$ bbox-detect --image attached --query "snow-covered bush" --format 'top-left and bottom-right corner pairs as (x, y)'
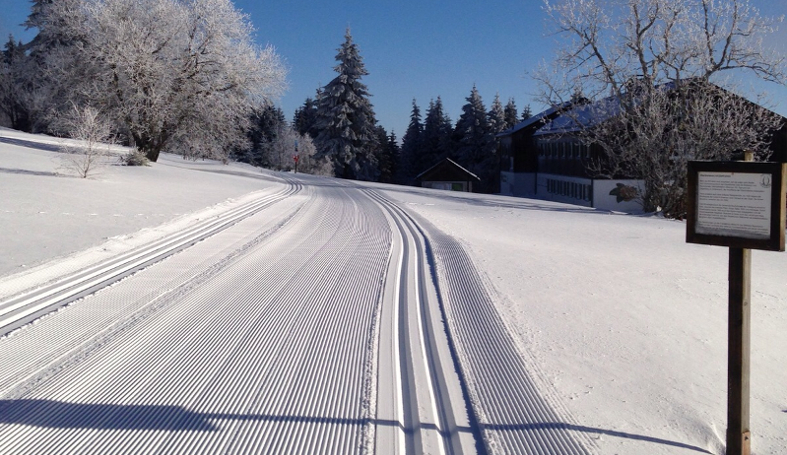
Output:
(120, 150), (150, 167)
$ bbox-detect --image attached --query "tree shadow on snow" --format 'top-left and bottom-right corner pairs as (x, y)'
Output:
(0, 136), (63, 153)
(482, 421), (713, 454)
(0, 399), (457, 436)
(0, 167), (59, 177)
(0, 399), (713, 453)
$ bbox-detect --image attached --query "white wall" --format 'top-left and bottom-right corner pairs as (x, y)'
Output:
(592, 179), (645, 212)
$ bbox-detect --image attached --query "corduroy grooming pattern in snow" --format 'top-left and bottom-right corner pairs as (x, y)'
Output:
(411, 213), (593, 455)
(0, 183), (391, 454)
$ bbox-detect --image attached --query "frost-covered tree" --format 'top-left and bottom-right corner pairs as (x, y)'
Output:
(504, 98), (518, 130)
(538, 0), (786, 216)
(399, 99), (423, 184)
(55, 103), (115, 178)
(39, 0), (286, 163)
(314, 29), (378, 180)
(294, 132), (333, 176)
(455, 85), (496, 192)
(257, 122), (332, 175)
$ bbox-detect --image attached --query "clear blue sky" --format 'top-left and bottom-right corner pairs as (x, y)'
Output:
(1, 0), (786, 139)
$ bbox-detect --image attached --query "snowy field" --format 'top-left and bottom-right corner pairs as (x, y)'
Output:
(0, 129), (785, 454)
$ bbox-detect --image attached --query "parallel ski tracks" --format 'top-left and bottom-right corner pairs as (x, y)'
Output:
(410, 213), (593, 455)
(1, 178), (592, 455)
(366, 189), (475, 455)
(0, 180), (302, 335)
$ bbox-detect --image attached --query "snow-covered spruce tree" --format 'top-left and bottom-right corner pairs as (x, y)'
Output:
(488, 94), (507, 135)
(40, 0), (286, 163)
(537, 0), (786, 217)
(398, 99), (423, 185)
(504, 98), (518, 130)
(455, 85), (496, 192)
(314, 29), (379, 180)
(422, 96), (454, 170)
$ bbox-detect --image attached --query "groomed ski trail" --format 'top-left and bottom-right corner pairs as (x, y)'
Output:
(0, 175), (594, 455)
(0, 181), (390, 454)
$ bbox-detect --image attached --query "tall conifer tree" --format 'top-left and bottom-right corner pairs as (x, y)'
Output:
(422, 96), (453, 168)
(399, 99), (423, 184)
(487, 94), (507, 135)
(504, 98), (518, 130)
(455, 85), (496, 192)
(521, 104), (532, 121)
(314, 29), (378, 180)
(293, 93), (319, 140)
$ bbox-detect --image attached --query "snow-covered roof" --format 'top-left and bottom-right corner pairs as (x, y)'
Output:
(496, 101), (574, 138)
(534, 96), (622, 136)
(533, 79), (734, 137)
(416, 157), (480, 180)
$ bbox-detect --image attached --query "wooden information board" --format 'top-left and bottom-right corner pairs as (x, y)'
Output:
(686, 159), (786, 455)
(687, 161), (786, 251)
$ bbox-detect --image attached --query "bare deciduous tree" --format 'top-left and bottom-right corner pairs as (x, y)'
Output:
(536, 0), (785, 216)
(56, 103), (115, 178)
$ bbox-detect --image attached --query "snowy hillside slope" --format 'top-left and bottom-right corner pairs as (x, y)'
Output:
(1, 130), (785, 454)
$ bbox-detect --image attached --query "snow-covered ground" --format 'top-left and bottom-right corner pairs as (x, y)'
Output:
(1, 129), (785, 454)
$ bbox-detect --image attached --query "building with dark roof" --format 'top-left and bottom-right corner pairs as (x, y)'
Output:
(416, 157), (480, 192)
(498, 83), (787, 212)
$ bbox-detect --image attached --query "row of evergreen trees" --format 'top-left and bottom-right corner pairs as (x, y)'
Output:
(290, 30), (534, 191)
(398, 91), (532, 192)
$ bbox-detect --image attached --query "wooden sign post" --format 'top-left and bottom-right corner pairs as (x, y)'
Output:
(686, 157), (786, 455)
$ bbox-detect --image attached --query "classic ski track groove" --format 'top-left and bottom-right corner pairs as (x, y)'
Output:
(0, 180), (302, 335)
(0, 178), (593, 454)
(365, 189), (472, 455)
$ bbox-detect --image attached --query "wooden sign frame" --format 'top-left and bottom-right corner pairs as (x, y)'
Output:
(687, 161), (786, 252)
